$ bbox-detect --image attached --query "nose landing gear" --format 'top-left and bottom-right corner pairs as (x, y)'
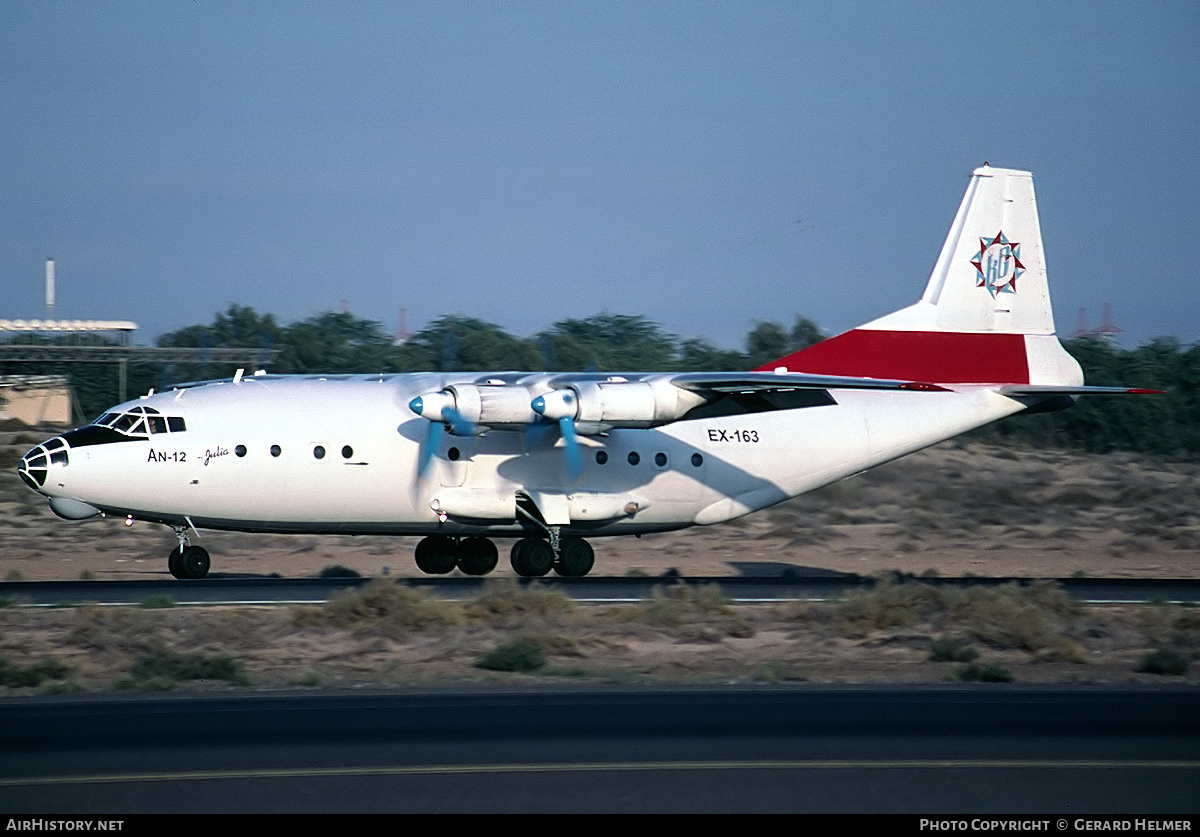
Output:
(167, 525), (211, 579)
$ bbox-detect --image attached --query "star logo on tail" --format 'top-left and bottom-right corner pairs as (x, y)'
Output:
(970, 230), (1025, 297)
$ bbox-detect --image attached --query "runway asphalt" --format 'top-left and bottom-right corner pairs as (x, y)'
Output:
(1, 686), (1197, 814)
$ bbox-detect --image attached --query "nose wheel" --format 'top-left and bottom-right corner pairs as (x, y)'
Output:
(167, 525), (211, 579)
(167, 545), (211, 579)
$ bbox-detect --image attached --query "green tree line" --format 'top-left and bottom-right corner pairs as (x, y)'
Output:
(3, 305), (1197, 458)
(152, 304), (823, 377)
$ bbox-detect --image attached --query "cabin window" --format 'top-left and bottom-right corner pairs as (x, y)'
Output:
(654, 452), (668, 467)
(595, 451), (608, 465)
(341, 445), (353, 459)
(314, 446), (326, 459)
(448, 447), (461, 461)
(270, 445), (282, 457)
(627, 452), (640, 466)
(235, 445), (247, 457)
(691, 453), (704, 467)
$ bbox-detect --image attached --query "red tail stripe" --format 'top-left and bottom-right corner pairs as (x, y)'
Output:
(755, 330), (1031, 385)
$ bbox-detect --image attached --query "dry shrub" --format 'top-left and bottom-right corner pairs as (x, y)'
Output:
(182, 609), (279, 651)
(956, 597), (1048, 653)
(628, 584), (753, 641)
(946, 581), (1080, 654)
(297, 579), (461, 637)
(828, 579), (950, 637)
(784, 580), (1086, 657)
(69, 605), (168, 653)
(462, 578), (576, 623)
(1174, 609), (1200, 633)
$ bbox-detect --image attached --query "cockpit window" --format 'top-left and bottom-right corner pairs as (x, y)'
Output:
(111, 414), (140, 433)
(91, 405), (186, 438)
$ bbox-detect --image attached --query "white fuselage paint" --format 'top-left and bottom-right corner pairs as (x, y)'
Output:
(37, 373), (1024, 538)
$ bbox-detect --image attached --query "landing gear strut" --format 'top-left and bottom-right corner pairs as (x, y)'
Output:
(167, 526), (210, 579)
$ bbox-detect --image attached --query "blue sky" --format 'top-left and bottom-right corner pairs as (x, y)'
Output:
(2, 2), (1197, 352)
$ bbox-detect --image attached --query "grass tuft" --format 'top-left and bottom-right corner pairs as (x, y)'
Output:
(1136, 646), (1190, 676)
(953, 662), (1014, 683)
(122, 648), (249, 689)
(474, 636), (547, 673)
(0, 657), (70, 688)
(138, 595), (176, 609)
(317, 565), (362, 578)
(928, 636), (979, 663)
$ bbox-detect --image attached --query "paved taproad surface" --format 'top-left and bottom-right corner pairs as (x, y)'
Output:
(1, 687), (1197, 814)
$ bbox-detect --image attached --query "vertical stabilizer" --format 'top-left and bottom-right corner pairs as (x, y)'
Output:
(760, 165), (1083, 386)
(887, 165), (1054, 335)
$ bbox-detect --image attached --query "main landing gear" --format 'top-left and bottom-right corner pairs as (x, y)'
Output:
(159, 529), (595, 580)
(413, 534), (595, 578)
(167, 525), (211, 579)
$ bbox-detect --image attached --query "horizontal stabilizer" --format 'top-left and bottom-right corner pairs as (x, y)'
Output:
(996, 384), (1164, 397)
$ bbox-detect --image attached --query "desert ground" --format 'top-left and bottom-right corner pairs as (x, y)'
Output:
(1, 433), (1198, 692)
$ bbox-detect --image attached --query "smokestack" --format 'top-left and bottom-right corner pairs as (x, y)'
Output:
(45, 258), (55, 318)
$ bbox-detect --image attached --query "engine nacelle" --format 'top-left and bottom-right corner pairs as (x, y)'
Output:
(411, 383), (546, 433)
(536, 379), (706, 434)
(413, 378), (705, 435)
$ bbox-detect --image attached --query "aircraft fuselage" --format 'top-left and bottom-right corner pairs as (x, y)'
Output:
(21, 371), (1024, 540)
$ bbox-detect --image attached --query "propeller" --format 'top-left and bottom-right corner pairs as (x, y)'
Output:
(409, 390), (476, 479)
(414, 414), (443, 478)
(530, 389), (583, 481)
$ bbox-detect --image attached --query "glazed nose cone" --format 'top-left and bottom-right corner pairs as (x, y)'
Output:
(18, 437), (69, 493)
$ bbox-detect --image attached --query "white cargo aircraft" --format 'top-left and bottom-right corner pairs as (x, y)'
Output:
(18, 166), (1155, 579)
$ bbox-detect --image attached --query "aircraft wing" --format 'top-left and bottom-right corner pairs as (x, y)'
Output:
(667, 371), (948, 395)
